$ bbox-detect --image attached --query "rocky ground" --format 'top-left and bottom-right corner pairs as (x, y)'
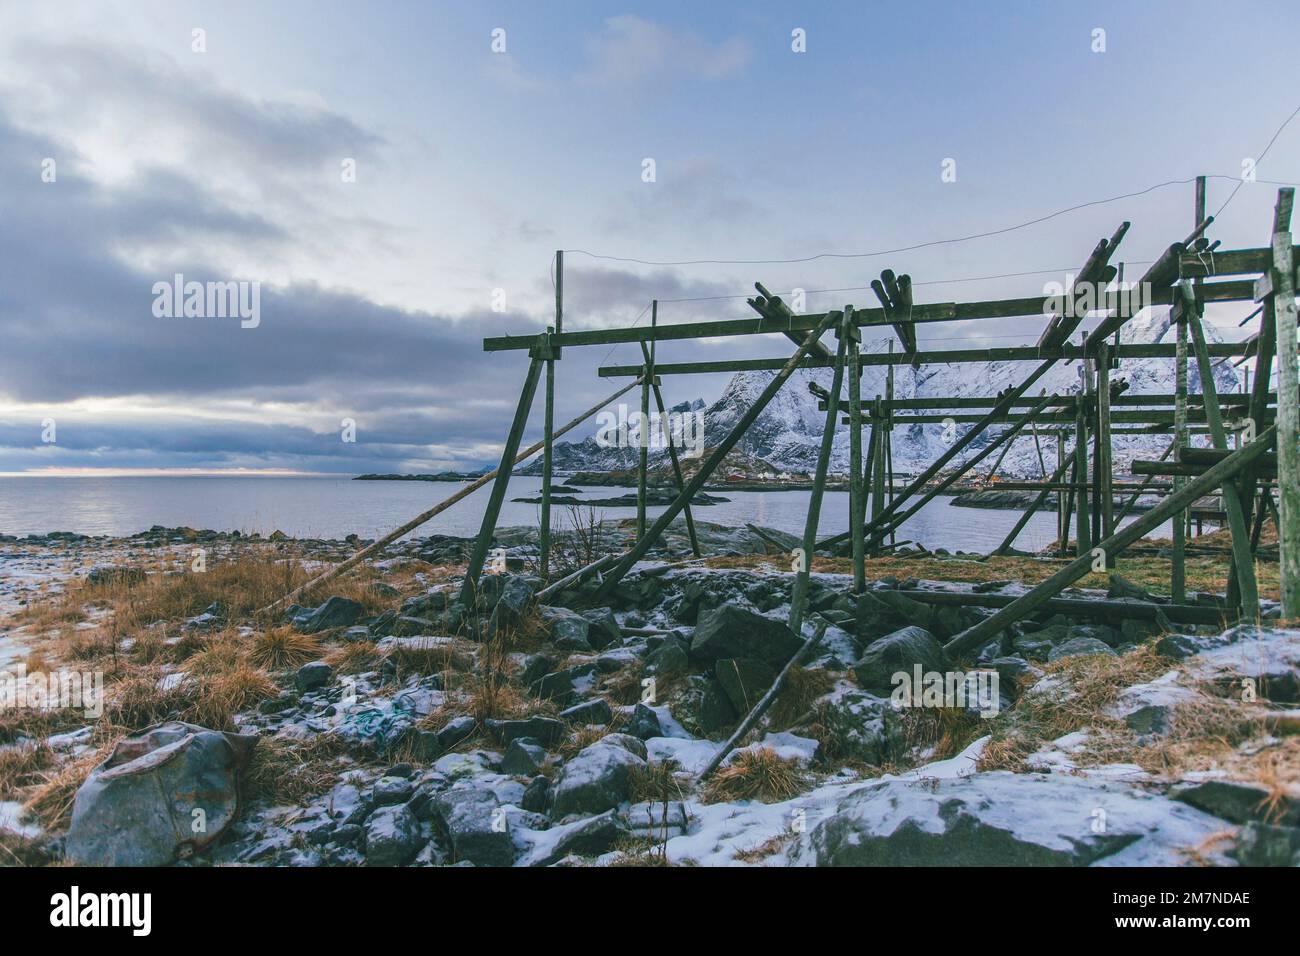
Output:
(1, 521), (1298, 867)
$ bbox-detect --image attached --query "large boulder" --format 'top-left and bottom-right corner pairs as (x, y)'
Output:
(852, 626), (950, 693)
(491, 575), (537, 631)
(579, 607), (623, 650)
(66, 721), (257, 866)
(363, 804), (425, 866)
(550, 739), (647, 819)
(539, 606), (592, 650)
(431, 788), (518, 867)
(691, 605), (803, 669)
(714, 658), (777, 714)
(294, 596), (365, 633)
(812, 689), (903, 765)
(791, 772), (1233, 866)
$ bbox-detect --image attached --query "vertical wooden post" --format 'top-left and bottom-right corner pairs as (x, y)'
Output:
(1172, 285), (1189, 601)
(1184, 288), (1260, 618)
(636, 301), (654, 541)
(593, 310), (842, 601)
(790, 333), (849, 636)
(871, 396), (886, 529)
(1272, 189), (1299, 617)
(842, 308), (866, 592)
(885, 343), (896, 547)
(539, 250), (563, 579)
(640, 337), (700, 557)
(462, 357), (544, 606)
(1096, 340), (1114, 563)
(1056, 431), (1067, 550)
(1075, 343), (1092, 556)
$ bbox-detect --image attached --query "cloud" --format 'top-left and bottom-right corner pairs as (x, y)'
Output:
(543, 265), (737, 326)
(578, 15), (751, 85)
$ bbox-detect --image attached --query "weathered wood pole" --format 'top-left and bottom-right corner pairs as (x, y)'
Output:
(1172, 294), (1189, 601)
(842, 308), (866, 591)
(1271, 189), (1299, 616)
(945, 424), (1277, 658)
(789, 332), (848, 636)
(870, 396), (886, 536)
(885, 343), (896, 547)
(819, 356), (1057, 551)
(261, 371), (644, 615)
(639, 337), (701, 558)
(461, 358), (545, 606)
(1184, 288), (1259, 618)
(1075, 345), (1092, 556)
(539, 250), (563, 578)
(636, 302), (655, 541)
(866, 392), (1059, 549)
(1056, 431), (1067, 549)
(695, 622), (828, 784)
(1096, 341), (1115, 556)
(592, 309), (842, 601)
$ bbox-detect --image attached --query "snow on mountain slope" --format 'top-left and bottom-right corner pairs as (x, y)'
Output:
(545, 308), (1240, 479)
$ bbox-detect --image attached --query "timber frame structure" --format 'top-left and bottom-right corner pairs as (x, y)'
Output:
(467, 179), (1299, 659)
(269, 180), (1299, 663)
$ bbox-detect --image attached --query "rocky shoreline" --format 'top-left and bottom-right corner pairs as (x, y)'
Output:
(1, 523), (1297, 867)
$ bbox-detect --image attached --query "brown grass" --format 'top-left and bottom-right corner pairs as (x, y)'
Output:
(698, 551), (1278, 601)
(0, 830), (55, 867)
(0, 741), (53, 799)
(23, 746), (111, 831)
(734, 832), (794, 863)
(702, 747), (804, 804)
(245, 734), (350, 804)
(325, 641), (382, 675)
(248, 627), (322, 670)
(768, 666), (835, 730)
(976, 644), (1243, 775)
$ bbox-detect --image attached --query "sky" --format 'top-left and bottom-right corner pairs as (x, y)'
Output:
(0, 0), (1297, 475)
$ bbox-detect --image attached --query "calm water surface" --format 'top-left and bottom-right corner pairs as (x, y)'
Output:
(0, 476), (1173, 554)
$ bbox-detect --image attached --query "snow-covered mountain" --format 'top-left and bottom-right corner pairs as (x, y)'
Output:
(540, 310), (1240, 479)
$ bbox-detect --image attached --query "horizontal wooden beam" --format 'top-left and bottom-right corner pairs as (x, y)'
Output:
(487, 280), (1257, 354)
(599, 341), (1250, 377)
(1178, 245), (1300, 279)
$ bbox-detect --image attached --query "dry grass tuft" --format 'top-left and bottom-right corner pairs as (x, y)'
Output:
(768, 666), (835, 730)
(23, 746), (111, 831)
(702, 747), (804, 804)
(734, 832), (794, 863)
(325, 641), (381, 675)
(0, 830), (53, 867)
(975, 644), (1267, 776)
(628, 758), (686, 805)
(244, 734), (351, 804)
(0, 741), (54, 799)
(248, 627), (322, 670)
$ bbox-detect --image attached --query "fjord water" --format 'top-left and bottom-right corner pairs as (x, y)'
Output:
(0, 476), (1170, 553)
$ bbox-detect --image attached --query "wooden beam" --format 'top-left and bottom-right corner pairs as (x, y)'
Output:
(944, 424), (1277, 658)
(1183, 287), (1260, 618)
(1272, 189), (1300, 617)
(461, 358), (545, 607)
(592, 309), (843, 602)
(599, 340), (1251, 377)
(491, 280), (1257, 355)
